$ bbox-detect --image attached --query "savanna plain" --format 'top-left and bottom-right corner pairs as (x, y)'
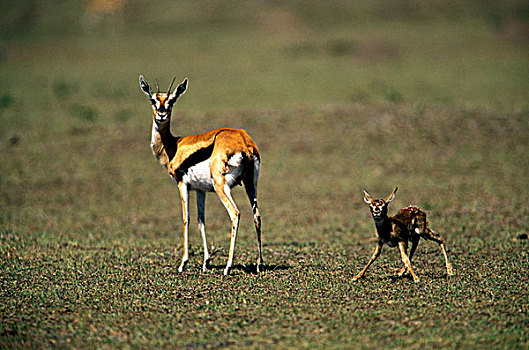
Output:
(1, 1), (528, 348)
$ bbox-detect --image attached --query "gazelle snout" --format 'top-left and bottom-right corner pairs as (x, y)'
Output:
(155, 111), (169, 123)
(152, 100), (172, 123)
(371, 208), (382, 218)
(369, 202), (386, 219)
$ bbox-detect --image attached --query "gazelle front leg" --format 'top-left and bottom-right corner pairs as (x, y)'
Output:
(398, 241), (419, 282)
(398, 237), (419, 276)
(178, 182), (190, 272)
(353, 241), (383, 280)
(196, 190), (211, 272)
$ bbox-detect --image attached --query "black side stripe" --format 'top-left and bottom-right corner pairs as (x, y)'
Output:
(173, 144), (215, 180)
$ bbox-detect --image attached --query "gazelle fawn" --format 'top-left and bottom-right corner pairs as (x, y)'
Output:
(139, 75), (263, 275)
(354, 187), (453, 282)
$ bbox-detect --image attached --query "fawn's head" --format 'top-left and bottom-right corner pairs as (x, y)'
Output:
(363, 187), (398, 220)
(139, 75), (188, 125)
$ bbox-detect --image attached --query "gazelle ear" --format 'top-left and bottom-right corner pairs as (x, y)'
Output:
(385, 187), (398, 204)
(139, 75), (153, 97)
(363, 190), (373, 204)
(169, 78), (188, 103)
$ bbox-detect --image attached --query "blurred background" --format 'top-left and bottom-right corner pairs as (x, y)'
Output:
(1, 1), (528, 243)
(1, 0), (528, 111)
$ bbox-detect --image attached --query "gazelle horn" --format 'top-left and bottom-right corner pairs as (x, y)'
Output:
(155, 78), (160, 93)
(167, 77), (176, 94)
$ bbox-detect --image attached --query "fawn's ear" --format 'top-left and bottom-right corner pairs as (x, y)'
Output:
(384, 187), (398, 203)
(363, 190), (373, 204)
(139, 75), (153, 98)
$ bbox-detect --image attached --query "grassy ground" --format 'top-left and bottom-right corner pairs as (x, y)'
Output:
(1, 1), (529, 348)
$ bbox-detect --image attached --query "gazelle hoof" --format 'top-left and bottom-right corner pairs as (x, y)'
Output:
(178, 260), (188, 273)
(202, 258), (211, 272)
(223, 266), (231, 275)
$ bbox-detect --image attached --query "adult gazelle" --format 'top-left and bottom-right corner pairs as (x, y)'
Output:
(139, 75), (263, 275)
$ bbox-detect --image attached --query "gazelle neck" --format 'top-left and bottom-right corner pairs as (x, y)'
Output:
(150, 120), (178, 169)
(373, 214), (391, 234)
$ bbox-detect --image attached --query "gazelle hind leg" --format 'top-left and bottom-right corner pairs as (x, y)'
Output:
(251, 201), (263, 272)
(196, 191), (211, 272)
(424, 228), (454, 276)
(213, 179), (240, 276)
(177, 182), (190, 272)
(243, 157), (263, 272)
(440, 243), (454, 275)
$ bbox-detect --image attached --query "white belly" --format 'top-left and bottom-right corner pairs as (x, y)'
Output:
(181, 155), (244, 192)
(182, 159), (214, 192)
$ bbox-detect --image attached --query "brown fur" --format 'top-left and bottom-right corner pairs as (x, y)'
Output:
(148, 94), (259, 175)
(167, 128), (259, 180)
(354, 188), (453, 282)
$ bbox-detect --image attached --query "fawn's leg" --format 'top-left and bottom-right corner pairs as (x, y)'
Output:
(398, 241), (419, 282)
(423, 228), (454, 276)
(399, 237), (419, 276)
(353, 241), (383, 280)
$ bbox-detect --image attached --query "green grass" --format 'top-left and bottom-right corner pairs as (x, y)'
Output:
(1, 1), (529, 348)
